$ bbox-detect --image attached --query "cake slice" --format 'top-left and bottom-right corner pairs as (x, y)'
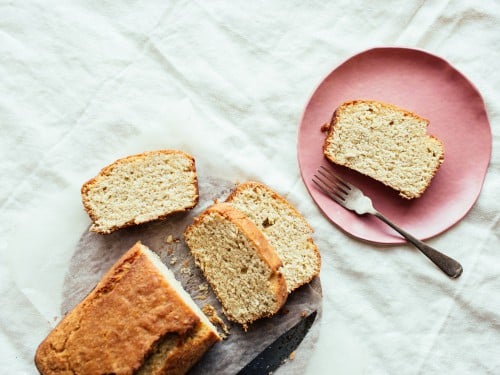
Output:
(184, 203), (287, 328)
(35, 242), (220, 375)
(81, 150), (198, 234)
(225, 181), (321, 293)
(323, 100), (444, 199)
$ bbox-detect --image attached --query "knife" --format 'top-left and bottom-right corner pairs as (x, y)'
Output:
(237, 311), (317, 374)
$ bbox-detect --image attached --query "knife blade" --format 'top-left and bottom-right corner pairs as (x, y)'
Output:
(237, 310), (317, 375)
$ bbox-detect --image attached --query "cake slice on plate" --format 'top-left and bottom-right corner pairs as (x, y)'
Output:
(323, 100), (444, 199)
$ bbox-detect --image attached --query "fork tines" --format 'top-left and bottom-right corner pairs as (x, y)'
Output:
(312, 166), (352, 205)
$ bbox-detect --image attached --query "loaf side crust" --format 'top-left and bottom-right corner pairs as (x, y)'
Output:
(34, 242), (207, 375)
(149, 322), (221, 375)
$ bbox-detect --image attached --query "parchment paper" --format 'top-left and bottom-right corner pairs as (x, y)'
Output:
(62, 173), (322, 374)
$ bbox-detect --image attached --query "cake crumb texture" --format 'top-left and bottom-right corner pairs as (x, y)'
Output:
(323, 100), (444, 199)
(226, 181), (321, 293)
(81, 150), (198, 234)
(184, 203), (287, 327)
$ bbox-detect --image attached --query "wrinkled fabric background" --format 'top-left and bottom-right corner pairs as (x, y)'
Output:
(1, 1), (499, 374)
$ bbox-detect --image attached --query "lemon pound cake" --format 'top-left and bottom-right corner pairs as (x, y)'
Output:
(323, 100), (444, 199)
(81, 150), (199, 234)
(35, 242), (220, 375)
(184, 203), (287, 328)
(225, 181), (321, 293)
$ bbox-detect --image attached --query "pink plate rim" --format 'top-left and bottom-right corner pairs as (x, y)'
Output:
(297, 46), (492, 244)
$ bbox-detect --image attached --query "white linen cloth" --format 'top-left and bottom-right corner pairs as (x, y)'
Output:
(1, 1), (499, 373)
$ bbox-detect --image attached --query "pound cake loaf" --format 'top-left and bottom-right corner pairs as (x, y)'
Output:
(35, 242), (220, 375)
(184, 203), (287, 328)
(82, 150), (198, 234)
(323, 100), (444, 199)
(226, 181), (320, 293)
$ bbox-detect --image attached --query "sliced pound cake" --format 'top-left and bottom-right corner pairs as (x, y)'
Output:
(225, 181), (321, 293)
(35, 242), (220, 375)
(81, 150), (198, 234)
(323, 100), (444, 199)
(184, 203), (287, 328)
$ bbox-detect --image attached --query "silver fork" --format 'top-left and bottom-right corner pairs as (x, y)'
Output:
(313, 166), (463, 278)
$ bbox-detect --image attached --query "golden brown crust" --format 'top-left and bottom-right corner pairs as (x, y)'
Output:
(81, 150), (199, 234)
(34, 242), (217, 375)
(154, 323), (220, 375)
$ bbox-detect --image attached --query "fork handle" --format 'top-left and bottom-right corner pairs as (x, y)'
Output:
(374, 212), (463, 278)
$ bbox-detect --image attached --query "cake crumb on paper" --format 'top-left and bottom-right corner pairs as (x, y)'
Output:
(280, 307), (290, 315)
(289, 351), (296, 360)
(195, 283), (209, 300)
(203, 304), (230, 339)
(198, 283), (209, 292)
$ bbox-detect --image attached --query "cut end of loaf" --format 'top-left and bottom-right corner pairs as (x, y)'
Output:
(323, 100), (444, 199)
(184, 203), (287, 326)
(141, 243), (220, 340)
(81, 150), (199, 234)
(138, 244), (221, 375)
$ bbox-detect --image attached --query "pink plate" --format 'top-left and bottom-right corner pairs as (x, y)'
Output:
(298, 47), (492, 244)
